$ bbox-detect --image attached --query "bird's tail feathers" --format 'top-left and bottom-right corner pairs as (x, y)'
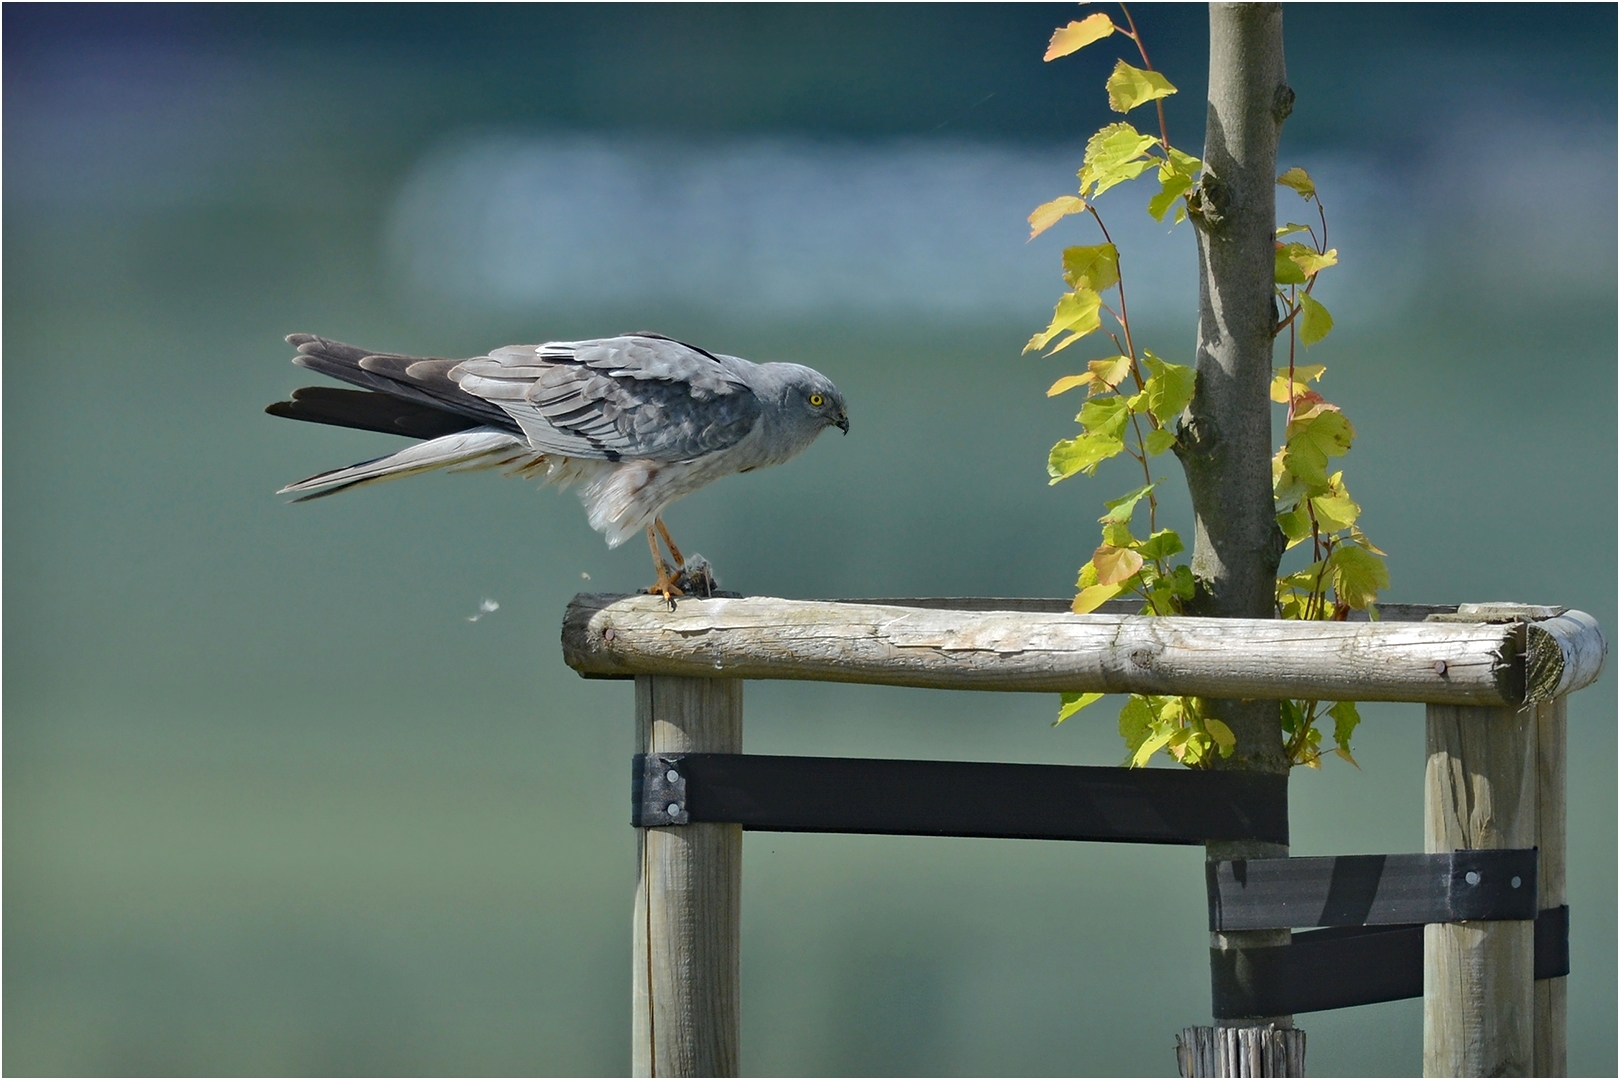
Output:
(278, 428), (530, 501)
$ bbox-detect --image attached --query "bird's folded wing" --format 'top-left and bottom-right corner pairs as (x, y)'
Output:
(453, 335), (763, 463)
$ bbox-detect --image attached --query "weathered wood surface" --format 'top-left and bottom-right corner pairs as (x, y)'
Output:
(633, 676), (741, 1078)
(563, 594), (1605, 707)
(1177, 1024), (1306, 1078)
(1424, 703), (1537, 1077)
(1534, 696), (1567, 1077)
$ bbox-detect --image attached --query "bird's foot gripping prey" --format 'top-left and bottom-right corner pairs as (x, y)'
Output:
(266, 333), (848, 604)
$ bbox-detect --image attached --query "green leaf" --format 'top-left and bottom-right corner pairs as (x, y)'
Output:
(1279, 698), (1306, 736)
(1274, 244), (1308, 285)
(1142, 353), (1196, 423)
(1329, 700), (1361, 763)
(1283, 406), (1355, 489)
(1204, 717), (1237, 755)
(1079, 123), (1158, 199)
(1078, 396), (1130, 439)
(1277, 167), (1316, 199)
(1143, 428), (1177, 456)
(1328, 545), (1388, 609)
(1277, 504), (1313, 547)
(1310, 491), (1360, 531)
(1276, 222), (1313, 238)
(1148, 161), (1195, 222)
(1299, 293), (1334, 345)
(1028, 195), (1087, 240)
(1135, 528), (1184, 561)
(1101, 483), (1156, 524)
(1044, 12), (1116, 61)
(1062, 243), (1120, 292)
(1056, 691), (1104, 725)
(1048, 432), (1124, 483)
(1119, 695), (1155, 754)
(1024, 288), (1103, 353)
(1105, 60), (1177, 114)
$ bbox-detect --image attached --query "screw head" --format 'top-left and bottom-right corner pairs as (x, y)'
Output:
(1511, 875), (1522, 889)
(1465, 871), (1481, 885)
(666, 769), (680, 784)
(666, 802), (681, 817)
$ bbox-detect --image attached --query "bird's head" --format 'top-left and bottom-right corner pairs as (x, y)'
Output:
(765, 364), (849, 436)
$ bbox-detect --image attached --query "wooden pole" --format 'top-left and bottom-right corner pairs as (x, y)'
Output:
(1533, 695), (1567, 1077)
(1423, 701), (1537, 1077)
(633, 676), (742, 1077)
(564, 594), (1599, 706)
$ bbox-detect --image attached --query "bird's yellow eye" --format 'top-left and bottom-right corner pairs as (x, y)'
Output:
(809, 393), (825, 407)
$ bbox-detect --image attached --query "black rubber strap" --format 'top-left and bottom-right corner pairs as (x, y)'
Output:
(1207, 850), (1539, 930)
(1212, 906), (1571, 1018)
(632, 752), (1289, 845)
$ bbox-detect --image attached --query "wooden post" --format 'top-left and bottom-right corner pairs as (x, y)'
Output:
(633, 675), (742, 1077)
(1533, 695), (1567, 1077)
(1423, 702), (1537, 1077)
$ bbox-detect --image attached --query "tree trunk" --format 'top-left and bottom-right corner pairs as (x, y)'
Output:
(1178, 4), (1297, 1074)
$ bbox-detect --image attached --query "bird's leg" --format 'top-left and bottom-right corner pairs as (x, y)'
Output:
(654, 517), (686, 570)
(645, 526), (683, 607)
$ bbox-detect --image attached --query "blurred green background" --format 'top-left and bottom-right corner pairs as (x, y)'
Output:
(5, 4), (1614, 1075)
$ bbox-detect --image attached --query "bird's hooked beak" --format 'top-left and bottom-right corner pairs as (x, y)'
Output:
(835, 412), (849, 434)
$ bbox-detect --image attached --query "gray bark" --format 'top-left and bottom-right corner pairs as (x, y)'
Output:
(1179, 2), (1291, 772)
(1180, 5), (1295, 1068)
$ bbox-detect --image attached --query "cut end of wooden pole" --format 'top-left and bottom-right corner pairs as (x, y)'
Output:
(1177, 1024), (1306, 1078)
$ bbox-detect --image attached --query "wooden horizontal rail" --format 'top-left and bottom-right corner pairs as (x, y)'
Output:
(562, 595), (1605, 707)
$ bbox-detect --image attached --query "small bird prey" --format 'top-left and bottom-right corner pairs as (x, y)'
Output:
(267, 333), (849, 601)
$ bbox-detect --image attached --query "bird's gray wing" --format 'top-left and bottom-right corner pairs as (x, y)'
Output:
(452, 335), (763, 462)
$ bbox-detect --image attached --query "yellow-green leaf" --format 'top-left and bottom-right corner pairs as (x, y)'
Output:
(1101, 483), (1155, 524)
(1044, 12), (1116, 61)
(1276, 222), (1312, 237)
(1277, 167), (1316, 199)
(1144, 428), (1177, 456)
(1299, 293), (1334, 345)
(1055, 691), (1104, 725)
(1079, 123), (1158, 198)
(1029, 195), (1087, 240)
(1093, 544), (1144, 586)
(1287, 246), (1338, 277)
(1105, 59), (1177, 114)
(1269, 363), (1326, 403)
(1204, 717), (1237, 754)
(1327, 545), (1388, 609)
(1078, 396), (1130, 439)
(1072, 581), (1124, 614)
(1310, 491), (1360, 531)
(1143, 353), (1196, 423)
(1086, 354), (1133, 392)
(1063, 243), (1120, 291)
(1131, 726), (1175, 768)
(1024, 288), (1103, 353)
(1148, 159), (1195, 222)
(1047, 373), (1095, 397)
(1048, 431), (1124, 483)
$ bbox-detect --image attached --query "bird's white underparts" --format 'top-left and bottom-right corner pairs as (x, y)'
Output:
(267, 333), (849, 601)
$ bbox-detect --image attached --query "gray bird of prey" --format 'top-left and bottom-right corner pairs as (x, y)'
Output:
(267, 333), (849, 601)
